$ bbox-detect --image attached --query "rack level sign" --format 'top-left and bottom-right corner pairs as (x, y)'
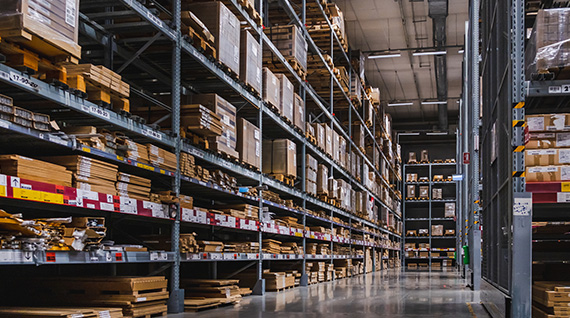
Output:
(463, 152), (470, 164)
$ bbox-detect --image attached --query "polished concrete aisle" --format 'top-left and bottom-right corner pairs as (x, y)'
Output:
(169, 270), (488, 317)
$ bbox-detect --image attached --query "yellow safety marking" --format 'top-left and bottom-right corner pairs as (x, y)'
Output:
(513, 171), (525, 177)
(514, 102), (525, 109)
(513, 146), (525, 152)
(512, 120), (526, 128)
(562, 182), (570, 192)
(466, 303), (477, 317)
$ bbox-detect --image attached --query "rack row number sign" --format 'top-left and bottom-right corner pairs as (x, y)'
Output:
(549, 85), (570, 94)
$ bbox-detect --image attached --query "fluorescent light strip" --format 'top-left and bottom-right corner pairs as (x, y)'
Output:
(426, 132), (449, 135)
(388, 102), (413, 107)
(458, 49), (465, 54)
(421, 101), (448, 105)
(412, 51), (447, 56)
(398, 132), (420, 136)
(368, 53), (402, 59)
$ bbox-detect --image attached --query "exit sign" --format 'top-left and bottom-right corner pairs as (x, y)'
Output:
(463, 152), (470, 164)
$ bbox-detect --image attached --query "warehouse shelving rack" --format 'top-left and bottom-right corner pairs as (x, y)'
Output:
(478, 0), (570, 316)
(0, 0), (402, 313)
(402, 160), (458, 271)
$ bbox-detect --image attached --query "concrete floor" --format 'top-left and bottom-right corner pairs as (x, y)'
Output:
(169, 269), (490, 317)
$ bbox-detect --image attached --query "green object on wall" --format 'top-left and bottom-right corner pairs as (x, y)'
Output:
(462, 245), (469, 264)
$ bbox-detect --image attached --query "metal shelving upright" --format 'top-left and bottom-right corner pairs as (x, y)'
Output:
(0, 0), (403, 313)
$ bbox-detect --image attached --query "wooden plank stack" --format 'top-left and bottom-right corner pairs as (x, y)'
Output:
(124, 139), (150, 164)
(5, 277), (168, 318)
(216, 204), (259, 221)
(0, 307), (123, 318)
(180, 152), (196, 178)
(227, 241), (260, 253)
(0, 154), (73, 187)
(262, 239), (282, 254)
(116, 172), (152, 201)
(180, 233), (199, 253)
(182, 279), (242, 309)
(43, 155), (118, 195)
(146, 144), (177, 171)
(182, 104), (223, 137)
(533, 281), (570, 318)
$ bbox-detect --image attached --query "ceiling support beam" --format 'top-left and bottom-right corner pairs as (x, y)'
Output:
(397, 0), (425, 122)
(428, 0), (449, 130)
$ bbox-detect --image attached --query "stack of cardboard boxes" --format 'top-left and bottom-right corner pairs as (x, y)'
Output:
(305, 154), (318, 195)
(193, 94), (239, 159)
(262, 139), (297, 179)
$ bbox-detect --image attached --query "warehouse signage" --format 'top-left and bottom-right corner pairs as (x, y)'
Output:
(463, 152), (470, 164)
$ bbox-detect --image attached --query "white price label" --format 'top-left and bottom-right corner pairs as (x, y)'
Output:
(100, 202), (115, 211)
(143, 128), (163, 140)
(150, 252), (158, 260)
(10, 72), (39, 91)
(89, 105), (110, 119)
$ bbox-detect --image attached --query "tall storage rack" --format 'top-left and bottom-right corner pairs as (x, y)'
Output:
(0, 0), (402, 313)
(479, 0), (570, 316)
(399, 133), (458, 271)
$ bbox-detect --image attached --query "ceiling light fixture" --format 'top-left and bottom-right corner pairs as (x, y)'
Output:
(426, 132), (449, 136)
(388, 102), (414, 107)
(421, 101), (448, 105)
(368, 53), (402, 59)
(458, 49), (465, 54)
(412, 50), (447, 56)
(398, 132), (421, 136)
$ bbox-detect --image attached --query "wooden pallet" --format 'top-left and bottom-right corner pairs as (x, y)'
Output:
(270, 173), (295, 187)
(237, 0), (263, 26)
(432, 159), (444, 163)
(217, 61), (239, 80)
(267, 285), (295, 292)
(0, 38), (76, 86)
(263, 58), (307, 81)
(445, 159), (456, 163)
(419, 160), (430, 164)
(184, 298), (221, 312)
(187, 27), (217, 59)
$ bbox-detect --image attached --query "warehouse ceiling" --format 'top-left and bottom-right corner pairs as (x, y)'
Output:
(335, 0), (468, 130)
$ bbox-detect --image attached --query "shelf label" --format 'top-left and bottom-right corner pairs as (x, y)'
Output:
(549, 85), (570, 94)
(45, 252), (56, 262)
(0, 120), (9, 129)
(558, 192), (570, 203)
(10, 71), (39, 91)
(143, 128), (163, 140)
(119, 197), (137, 214)
(100, 202), (114, 211)
(562, 182), (570, 192)
(89, 105), (110, 120)
(49, 135), (69, 146)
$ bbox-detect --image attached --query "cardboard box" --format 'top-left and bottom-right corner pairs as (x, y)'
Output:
(527, 132), (556, 149)
(419, 251), (429, 258)
(557, 132), (570, 147)
(420, 150), (429, 162)
(240, 30), (262, 95)
(264, 24), (307, 71)
(526, 8), (570, 76)
(293, 93), (305, 132)
(432, 225), (444, 236)
(445, 229), (455, 236)
(323, 124), (333, 155)
(276, 74), (294, 122)
(353, 123), (365, 149)
(192, 94), (238, 158)
(306, 154), (318, 172)
(445, 203), (456, 218)
(419, 186), (429, 198)
(312, 123), (326, 150)
(406, 230), (417, 237)
(432, 188), (443, 200)
(407, 185), (416, 198)
(271, 139), (297, 178)
(332, 130), (340, 162)
(408, 152), (417, 163)
(527, 114), (570, 132)
(187, 2), (240, 75)
(418, 229), (429, 236)
(407, 263), (418, 270)
(262, 67), (280, 108)
(406, 173), (418, 182)
(317, 164), (329, 195)
(0, 0), (81, 59)
(237, 118), (261, 169)
(526, 165), (570, 182)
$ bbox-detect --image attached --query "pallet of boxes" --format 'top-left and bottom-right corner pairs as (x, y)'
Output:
(526, 114), (570, 183)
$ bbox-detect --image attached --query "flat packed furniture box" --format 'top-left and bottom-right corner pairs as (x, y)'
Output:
(0, 0), (81, 59)
(186, 1), (240, 76)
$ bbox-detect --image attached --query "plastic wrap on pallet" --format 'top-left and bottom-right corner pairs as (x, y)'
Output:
(265, 25), (307, 71)
(525, 8), (570, 78)
(240, 30), (262, 95)
(0, 0), (81, 58)
(350, 71), (362, 102)
(187, 1), (240, 76)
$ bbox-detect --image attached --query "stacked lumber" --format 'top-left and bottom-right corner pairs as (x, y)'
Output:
(124, 139), (150, 164)
(4, 277), (168, 318)
(262, 239), (282, 254)
(0, 307), (123, 318)
(66, 64), (130, 110)
(180, 233), (199, 253)
(180, 152), (196, 178)
(0, 154), (72, 187)
(116, 172), (151, 201)
(533, 281), (570, 318)
(275, 216), (303, 230)
(326, 263), (335, 281)
(197, 240), (224, 253)
(211, 170), (238, 191)
(43, 155), (118, 194)
(182, 104), (223, 137)
(146, 144), (177, 171)
(227, 241), (260, 253)
(334, 259), (353, 277)
(280, 242), (302, 255)
(182, 279), (242, 305)
(216, 204), (259, 221)
(263, 270), (295, 291)
(306, 243), (330, 255)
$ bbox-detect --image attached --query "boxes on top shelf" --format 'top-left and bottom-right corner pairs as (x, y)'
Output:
(527, 114), (570, 132)
(264, 24), (307, 72)
(0, 0), (82, 59)
(240, 30), (262, 95)
(525, 8), (570, 78)
(263, 139), (297, 178)
(186, 1), (240, 76)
